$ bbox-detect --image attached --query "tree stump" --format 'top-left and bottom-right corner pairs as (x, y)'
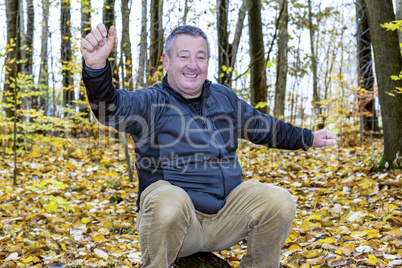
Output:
(173, 252), (231, 268)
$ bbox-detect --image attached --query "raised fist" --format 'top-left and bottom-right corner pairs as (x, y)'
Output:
(80, 23), (115, 69)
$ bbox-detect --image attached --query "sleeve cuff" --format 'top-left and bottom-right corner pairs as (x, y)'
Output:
(83, 60), (109, 76)
(301, 128), (314, 151)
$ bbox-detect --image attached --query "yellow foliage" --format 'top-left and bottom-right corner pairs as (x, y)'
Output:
(0, 132), (397, 267)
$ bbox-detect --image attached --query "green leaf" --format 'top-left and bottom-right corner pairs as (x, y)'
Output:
(44, 202), (58, 213)
(26, 186), (41, 193)
(255, 102), (268, 109)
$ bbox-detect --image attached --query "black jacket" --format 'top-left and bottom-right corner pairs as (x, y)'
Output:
(83, 61), (313, 214)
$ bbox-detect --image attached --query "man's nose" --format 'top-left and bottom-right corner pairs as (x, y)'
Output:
(187, 58), (198, 69)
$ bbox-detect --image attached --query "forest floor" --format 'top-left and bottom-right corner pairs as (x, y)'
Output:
(0, 136), (401, 267)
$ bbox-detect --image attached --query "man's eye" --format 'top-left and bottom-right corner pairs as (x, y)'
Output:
(180, 55), (188, 59)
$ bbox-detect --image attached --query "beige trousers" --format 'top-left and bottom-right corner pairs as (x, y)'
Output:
(136, 179), (296, 268)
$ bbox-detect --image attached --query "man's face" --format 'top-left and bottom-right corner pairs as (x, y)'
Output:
(162, 34), (210, 99)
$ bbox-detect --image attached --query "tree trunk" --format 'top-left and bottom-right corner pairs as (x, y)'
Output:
(103, 0), (119, 88)
(308, 0), (322, 129)
(22, 0), (34, 76)
(274, 0), (288, 118)
(24, 0), (35, 110)
(182, 0), (190, 25)
(137, 0), (148, 88)
(216, 0), (247, 88)
(217, 0), (229, 85)
(61, 0), (73, 110)
(122, 0), (133, 91)
(395, 0), (402, 46)
(3, 0), (21, 118)
(356, 0), (380, 134)
(39, 0), (49, 113)
(148, 0), (164, 84)
(80, 0), (91, 117)
(248, 0), (267, 114)
(365, 0), (402, 166)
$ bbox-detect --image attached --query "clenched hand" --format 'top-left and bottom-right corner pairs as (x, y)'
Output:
(80, 23), (115, 69)
(312, 129), (337, 147)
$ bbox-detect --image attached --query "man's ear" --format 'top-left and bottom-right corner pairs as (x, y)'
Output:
(162, 53), (169, 72)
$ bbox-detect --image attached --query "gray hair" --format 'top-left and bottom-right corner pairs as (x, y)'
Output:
(164, 25), (211, 58)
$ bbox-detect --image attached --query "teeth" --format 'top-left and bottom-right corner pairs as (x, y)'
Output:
(184, 74), (196, 78)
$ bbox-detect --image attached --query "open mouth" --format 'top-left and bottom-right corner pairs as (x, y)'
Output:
(183, 74), (197, 78)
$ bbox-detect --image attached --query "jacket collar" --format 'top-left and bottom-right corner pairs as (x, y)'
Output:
(162, 74), (212, 102)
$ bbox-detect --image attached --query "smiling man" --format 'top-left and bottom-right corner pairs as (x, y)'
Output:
(162, 33), (209, 98)
(81, 24), (337, 268)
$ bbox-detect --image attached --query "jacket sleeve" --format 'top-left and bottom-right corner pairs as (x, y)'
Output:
(82, 60), (160, 137)
(237, 98), (313, 151)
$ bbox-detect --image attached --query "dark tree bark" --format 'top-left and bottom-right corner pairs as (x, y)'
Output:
(24, 0), (36, 110)
(80, 0), (91, 116)
(395, 0), (402, 45)
(248, 0), (267, 114)
(148, 0), (164, 84)
(274, 0), (288, 118)
(4, 0), (21, 186)
(3, 0), (21, 118)
(137, 0), (148, 87)
(22, 0), (34, 77)
(121, 0), (133, 91)
(356, 0), (380, 134)
(216, 0), (247, 88)
(103, 0), (119, 88)
(39, 0), (49, 112)
(365, 0), (402, 166)
(61, 0), (74, 110)
(119, 4), (134, 182)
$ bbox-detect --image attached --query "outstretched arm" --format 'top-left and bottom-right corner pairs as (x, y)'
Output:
(81, 23), (115, 69)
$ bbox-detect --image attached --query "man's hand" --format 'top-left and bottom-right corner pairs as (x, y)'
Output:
(81, 23), (115, 69)
(312, 129), (337, 147)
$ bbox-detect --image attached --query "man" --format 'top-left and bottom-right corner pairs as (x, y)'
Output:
(81, 23), (336, 267)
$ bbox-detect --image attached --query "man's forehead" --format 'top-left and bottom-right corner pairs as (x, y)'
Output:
(173, 35), (208, 48)
(176, 49), (207, 54)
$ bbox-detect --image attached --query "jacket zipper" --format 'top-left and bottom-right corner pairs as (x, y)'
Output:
(198, 94), (226, 199)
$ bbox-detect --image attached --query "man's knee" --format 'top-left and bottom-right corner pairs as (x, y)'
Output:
(248, 180), (296, 222)
(273, 186), (296, 221)
(142, 183), (193, 222)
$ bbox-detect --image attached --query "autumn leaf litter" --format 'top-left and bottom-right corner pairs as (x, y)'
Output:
(0, 138), (401, 267)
